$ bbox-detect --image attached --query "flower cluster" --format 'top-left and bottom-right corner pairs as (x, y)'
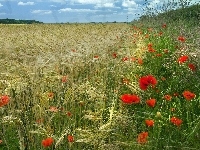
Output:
(164, 94), (172, 101)
(0, 95), (10, 107)
(139, 75), (157, 90)
(113, 20), (200, 147)
(137, 132), (148, 144)
(178, 55), (188, 64)
(67, 135), (74, 142)
(146, 99), (156, 107)
(170, 117), (183, 127)
(42, 137), (54, 148)
(120, 94), (140, 104)
(182, 90), (196, 100)
(145, 120), (154, 127)
(148, 43), (156, 52)
(188, 63), (196, 71)
(178, 36), (186, 42)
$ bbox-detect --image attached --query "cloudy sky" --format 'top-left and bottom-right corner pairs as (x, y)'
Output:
(0, 0), (199, 23)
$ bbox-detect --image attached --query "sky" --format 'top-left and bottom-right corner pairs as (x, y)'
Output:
(0, 0), (199, 23)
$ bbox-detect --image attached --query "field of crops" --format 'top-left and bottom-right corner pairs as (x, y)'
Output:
(0, 3), (200, 150)
(0, 23), (145, 149)
(0, 23), (130, 78)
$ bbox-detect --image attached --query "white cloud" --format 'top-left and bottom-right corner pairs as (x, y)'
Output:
(152, 0), (160, 3)
(74, 0), (102, 4)
(18, 1), (34, 6)
(31, 10), (52, 14)
(122, 0), (137, 7)
(76, 0), (119, 9)
(104, 3), (114, 7)
(147, 0), (161, 8)
(59, 8), (97, 13)
(126, 7), (137, 14)
(50, 5), (57, 7)
(0, 3), (3, 7)
(43, 11), (52, 14)
(95, 2), (115, 8)
(73, 0), (117, 5)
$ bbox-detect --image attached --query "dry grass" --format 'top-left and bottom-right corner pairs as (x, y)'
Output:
(0, 23), (128, 76)
(0, 23), (145, 149)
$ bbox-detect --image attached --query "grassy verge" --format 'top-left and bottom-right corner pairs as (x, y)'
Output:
(129, 3), (200, 149)
(0, 3), (200, 150)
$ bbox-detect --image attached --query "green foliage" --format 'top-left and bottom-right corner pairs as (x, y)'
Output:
(0, 18), (43, 24)
(0, 1), (200, 150)
(136, 3), (200, 26)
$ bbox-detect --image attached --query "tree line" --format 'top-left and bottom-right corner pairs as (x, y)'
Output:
(0, 18), (43, 24)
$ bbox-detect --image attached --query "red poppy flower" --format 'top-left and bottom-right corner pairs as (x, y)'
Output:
(137, 58), (143, 65)
(121, 94), (140, 104)
(130, 56), (136, 62)
(158, 32), (163, 36)
(188, 63), (196, 71)
(137, 132), (148, 144)
(145, 119), (154, 127)
(147, 43), (155, 52)
(42, 137), (54, 147)
(94, 55), (99, 59)
(146, 99), (156, 107)
(162, 24), (167, 28)
(148, 43), (153, 48)
(122, 56), (129, 61)
(62, 76), (67, 83)
(0, 95), (10, 107)
(170, 117), (183, 127)
(182, 90), (195, 100)
(139, 78), (148, 90)
(66, 111), (72, 117)
(48, 92), (54, 99)
(164, 94), (172, 101)
(148, 46), (156, 52)
(178, 36), (186, 42)
(148, 75), (157, 85)
(49, 106), (59, 112)
(139, 75), (157, 90)
(112, 52), (117, 58)
(178, 55), (188, 63)
(67, 135), (74, 142)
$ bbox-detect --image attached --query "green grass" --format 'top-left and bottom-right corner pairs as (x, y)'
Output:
(0, 2), (200, 150)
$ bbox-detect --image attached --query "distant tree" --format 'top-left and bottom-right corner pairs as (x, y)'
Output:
(0, 18), (43, 24)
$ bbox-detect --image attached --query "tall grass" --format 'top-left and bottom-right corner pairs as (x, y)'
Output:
(0, 1), (200, 150)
